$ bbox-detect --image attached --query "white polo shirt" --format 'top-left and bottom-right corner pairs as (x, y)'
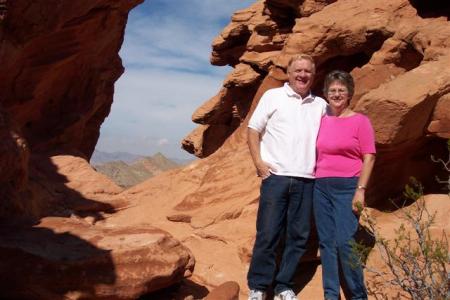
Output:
(248, 83), (327, 178)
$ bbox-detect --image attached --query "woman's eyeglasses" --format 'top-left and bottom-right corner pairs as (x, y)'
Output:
(327, 89), (348, 95)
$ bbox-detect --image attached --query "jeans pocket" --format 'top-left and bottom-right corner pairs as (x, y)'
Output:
(262, 173), (273, 182)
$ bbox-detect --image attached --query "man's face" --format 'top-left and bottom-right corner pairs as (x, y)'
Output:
(287, 59), (315, 97)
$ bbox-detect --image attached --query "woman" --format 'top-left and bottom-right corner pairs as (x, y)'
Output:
(314, 70), (376, 300)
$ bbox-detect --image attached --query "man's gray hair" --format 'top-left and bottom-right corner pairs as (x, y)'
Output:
(287, 54), (316, 74)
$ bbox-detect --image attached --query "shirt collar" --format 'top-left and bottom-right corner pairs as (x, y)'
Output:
(283, 82), (315, 102)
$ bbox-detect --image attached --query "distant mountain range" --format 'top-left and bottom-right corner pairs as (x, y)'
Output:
(91, 151), (193, 188)
(90, 150), (143, 164)
(90, 150), (193, 165)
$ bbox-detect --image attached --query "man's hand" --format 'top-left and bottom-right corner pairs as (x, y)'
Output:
(248, 128), (277, 179)
(255, 160), (275, 179)
(352, 189), (365, 214)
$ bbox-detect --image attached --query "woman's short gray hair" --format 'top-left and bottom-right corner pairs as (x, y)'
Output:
(323, 70), (355, 98)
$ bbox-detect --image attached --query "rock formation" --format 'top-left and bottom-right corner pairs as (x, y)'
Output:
(124, 0), (450, 297)
(0, 154), (196, 299)
(204, 281), (240, 300)
(0, 1), (195, 299)
(0, 0), (144, 217)
(183, 0), (450, 205)
(0, 217), (194, 299)
(1, 0), (449, 299)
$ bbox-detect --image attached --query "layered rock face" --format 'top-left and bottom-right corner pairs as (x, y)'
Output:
(1, 0), (449, 299)
(0, 217), (194, 299)
(113, 0), (449, 298)
(0, 1), (195, 299)
(0, 154), (196, 299)
(0, 0), (143, 216)
(183, 0), (450, 205)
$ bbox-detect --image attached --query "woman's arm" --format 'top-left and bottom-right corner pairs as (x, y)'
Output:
(352, 153), (375, 213)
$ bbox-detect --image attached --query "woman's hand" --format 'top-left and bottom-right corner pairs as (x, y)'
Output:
(352, 189), (365, 214)
(352, 153), (375, 214)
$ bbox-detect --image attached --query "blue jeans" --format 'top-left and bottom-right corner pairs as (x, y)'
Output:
(247, 174), (314, 294)
(313, 177), (368, 300)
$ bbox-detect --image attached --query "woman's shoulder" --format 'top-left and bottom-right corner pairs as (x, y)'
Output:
(353, 112), (375, 132)
(353, 112), (372, 122)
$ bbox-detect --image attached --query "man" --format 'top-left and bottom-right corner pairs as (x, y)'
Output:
(247, 54), (327, 300)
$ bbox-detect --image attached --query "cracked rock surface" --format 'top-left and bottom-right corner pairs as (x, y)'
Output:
(1, 0), (449, 299)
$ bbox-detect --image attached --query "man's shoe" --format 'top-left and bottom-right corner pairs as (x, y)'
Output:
(274, 289), (298, 300)
(248, 289), (266, 300)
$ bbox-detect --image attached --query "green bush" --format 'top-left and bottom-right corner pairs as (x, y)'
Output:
(352, 141), (450, 300)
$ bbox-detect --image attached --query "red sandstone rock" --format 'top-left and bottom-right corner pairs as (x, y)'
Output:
(240, 50), (281, 71)
(0, 107), (29, 215)
(137, 0), (450, 297)
(1, 0), (450, 299)
(0, 0), (143, 213)
(204, 281), (240, 300)
(429, 94), (450, 139)
(0, 1), (197, 299)
(0, 153), (195, 299)
(0, 217), (195, 299)
(182, 83), (260, 158)
(27, 154), (127, 219)
(187, 0), (450, 204)
(363, 194), (450, 298)
(0, 0), (142, 157)
(224, 63), (261, 88)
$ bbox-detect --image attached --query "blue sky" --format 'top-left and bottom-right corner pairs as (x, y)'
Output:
(95, 0), (255, 159)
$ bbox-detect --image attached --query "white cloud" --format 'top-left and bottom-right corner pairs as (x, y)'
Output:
(110, 68), (225, 126)
(97, 68), (228, 158)
(120, 1), (242, 72)
(157, 138), (169, 146)
(96, 0), (255, 159)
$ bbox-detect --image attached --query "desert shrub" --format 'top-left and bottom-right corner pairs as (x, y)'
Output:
(431, 139), (450, 194)
(352, 141), (450, 300)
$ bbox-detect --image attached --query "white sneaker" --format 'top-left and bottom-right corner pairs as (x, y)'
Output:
(248, 289), (266, 300)
(274, 289), (298, 300)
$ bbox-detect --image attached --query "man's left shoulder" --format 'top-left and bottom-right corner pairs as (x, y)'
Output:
(311, 95), (328, 107)
(312, 95), (327, 103)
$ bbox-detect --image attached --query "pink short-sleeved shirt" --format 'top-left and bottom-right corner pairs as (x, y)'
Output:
(315, 113), (376, 178)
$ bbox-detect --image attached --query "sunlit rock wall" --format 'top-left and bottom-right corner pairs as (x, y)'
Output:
(183, 0), (450, 205)
(0, 0), (142, 217)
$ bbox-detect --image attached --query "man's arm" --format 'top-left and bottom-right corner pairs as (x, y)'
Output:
(248, 127), (272, 178)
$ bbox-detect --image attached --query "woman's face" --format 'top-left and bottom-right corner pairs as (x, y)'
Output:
(326, 81), (350, 111)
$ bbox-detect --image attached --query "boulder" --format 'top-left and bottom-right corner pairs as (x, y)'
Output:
(1, 0), (450, 299)
(204, 281), (240, 300)
(0, 218), (195, 299)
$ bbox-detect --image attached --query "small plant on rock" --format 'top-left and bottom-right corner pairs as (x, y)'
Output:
(352, 141), (450, 300)
(431, 139), (450, 194)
